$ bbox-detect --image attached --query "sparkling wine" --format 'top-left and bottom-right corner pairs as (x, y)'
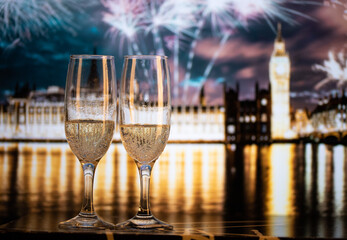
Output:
(120, 124), (170, 163)
(65, 119), (115, 162)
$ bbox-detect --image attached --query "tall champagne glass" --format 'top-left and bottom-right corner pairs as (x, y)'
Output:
(59, 55), (116, 230)
(116, 55), (173, 230)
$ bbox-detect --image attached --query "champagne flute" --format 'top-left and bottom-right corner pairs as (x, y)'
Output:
(59, 55), (116, 230)
(116, 55), (173, 230)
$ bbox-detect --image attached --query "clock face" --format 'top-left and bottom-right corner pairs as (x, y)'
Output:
(275, 64), (286, 75)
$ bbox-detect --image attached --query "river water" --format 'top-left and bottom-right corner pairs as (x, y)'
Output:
(0, 142), (346, 237)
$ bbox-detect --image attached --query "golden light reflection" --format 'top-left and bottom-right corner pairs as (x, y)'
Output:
(207, 146), (225, 212)
(167, 145), (177, 213)
(70, 148), (82, 206)
(202, 146), (210, 205)
(2, 142), (347, 233)
(333, 145), (344, 215)
(152, 149), (170, 214)
(117, 145), (129, 201)
(184, 146), (194, 212)
(0, 148), (5, 195)
(59, 146), (67, 195)
(243, 145), (257, 213)
(267, 144), (294, 216)
(305, 143), (312, 202)
(318, 144), (327, 208)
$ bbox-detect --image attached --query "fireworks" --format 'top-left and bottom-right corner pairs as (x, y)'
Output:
(0, 0), (90, 42)
(324, 0), (347, 19)
(313, 50), (347, 90)
(143, 0), (199, 35)
(102, 0), (317, 57)
(231, 0), (318, 32)
(1, 0), (320, 105)
(101, 0), (145, 54)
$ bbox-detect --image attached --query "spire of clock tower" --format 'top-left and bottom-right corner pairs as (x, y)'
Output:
(273, 22), (286, 56)
(276, 22), (282, 42)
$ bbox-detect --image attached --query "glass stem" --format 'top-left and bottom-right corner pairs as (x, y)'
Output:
(80, 162), (97, 216)
(137, 163), (153, 216)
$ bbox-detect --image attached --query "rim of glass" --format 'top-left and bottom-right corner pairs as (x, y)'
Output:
(70, 54), (114, 59)
(124, 55), (167, 59)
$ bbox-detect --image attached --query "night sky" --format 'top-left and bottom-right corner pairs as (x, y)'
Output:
(0, 0), (346, 111)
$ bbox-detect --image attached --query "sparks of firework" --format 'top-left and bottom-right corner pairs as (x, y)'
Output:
(144, 0), (199, 35)
(102, 0), (145, 52)
(0, 0), (89, 42)
(230, 0), (318, 32)
(201, 0), (239, 33)
(313, 50), (347, 90)
(324, 0), (347, 19)
(324, 0), (347, 8)
(182, 0), (238, 103)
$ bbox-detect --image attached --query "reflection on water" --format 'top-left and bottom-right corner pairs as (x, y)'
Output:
(0, 143), (226, 225)
(224, 143), (347, 218)
(1, 142), (347, 237)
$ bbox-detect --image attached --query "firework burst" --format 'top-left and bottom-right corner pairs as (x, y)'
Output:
(102, 0), (145, 54)
(324, 0), (347, 19)
(230, 0), (318, 32)
(0, 0), (90, 42)
(143, 0), (199, 35)
(313, 50), (347, 90)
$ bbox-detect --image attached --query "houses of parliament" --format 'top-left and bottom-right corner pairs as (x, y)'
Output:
(0, 24), (299, 143)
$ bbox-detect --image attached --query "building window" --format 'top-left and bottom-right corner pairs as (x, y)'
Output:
(261, 113), (267, 122)
(261, 98), (267, 106)
(245, 116), (250, 123)
(239, 116), (244, 122)
(251, 115), (256, 122)
(227, 125), (235, 134)
(262, 125), (267, 133)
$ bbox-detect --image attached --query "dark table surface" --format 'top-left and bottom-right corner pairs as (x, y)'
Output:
(1, 211), (347, 240)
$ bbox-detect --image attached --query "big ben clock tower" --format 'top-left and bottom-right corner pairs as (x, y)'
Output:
(269, 23), (291, 139)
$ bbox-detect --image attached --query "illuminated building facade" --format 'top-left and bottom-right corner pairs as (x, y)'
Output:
(293, 109), (312, 137)
(310, 93), (347, 135)
(0, 85), (225, 142)
(0, 86), (65, 139)
(269, 23), (291, 139)
(224, 82), (271, 144)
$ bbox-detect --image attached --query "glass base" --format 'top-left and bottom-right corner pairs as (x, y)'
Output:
(58, 213), (115, 230)
(116, 214), (173, 230)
